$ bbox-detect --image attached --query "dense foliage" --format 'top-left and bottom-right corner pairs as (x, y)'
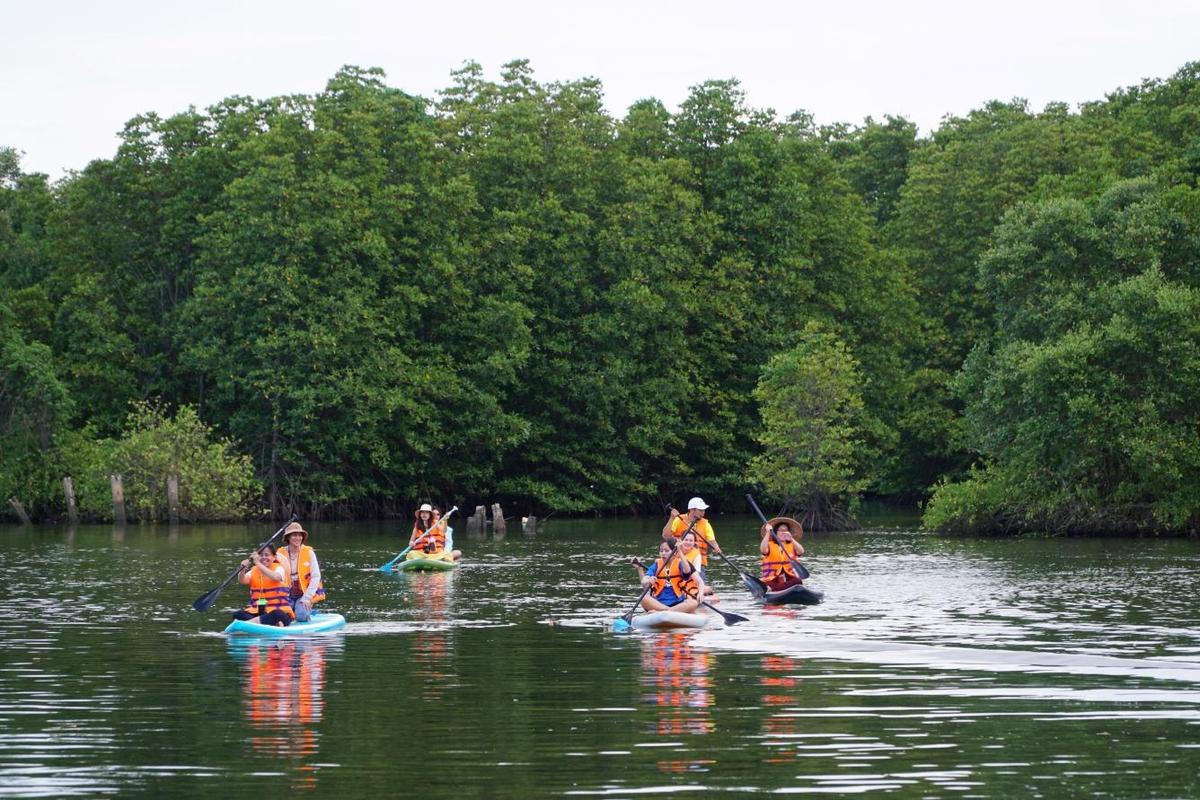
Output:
(2, 61), (1198, 532)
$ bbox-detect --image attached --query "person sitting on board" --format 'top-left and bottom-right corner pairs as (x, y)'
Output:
(231, 544), (294, 627)
(632, 532), (707, 613)
(276, 521), (325, 622)
(760, 516), (805, 592)
(662, 497), (720, 588)
(406, 503), (461, 562)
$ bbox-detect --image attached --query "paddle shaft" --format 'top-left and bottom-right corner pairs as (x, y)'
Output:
(746, 494), (810, 580)
(381, 506), (457, 570)
(192, 513), (297, 612)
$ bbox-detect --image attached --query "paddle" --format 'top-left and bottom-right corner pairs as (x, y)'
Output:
(711, 547), (769, 600)
(379, 506), (458, 572)
(192, 513), (297, 612)
(697, 598), (749, 626)
(612, 516), (700, 632)
(746, 493), (811, 580)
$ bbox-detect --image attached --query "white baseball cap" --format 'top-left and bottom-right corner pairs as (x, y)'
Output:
(687, 497), (709, 510)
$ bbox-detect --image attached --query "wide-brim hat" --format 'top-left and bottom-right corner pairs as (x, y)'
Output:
(767, 517), (803, 539)
(282, 521), (309, 544)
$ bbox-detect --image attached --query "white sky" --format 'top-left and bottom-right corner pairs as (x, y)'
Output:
(4, 0), (1198, 178)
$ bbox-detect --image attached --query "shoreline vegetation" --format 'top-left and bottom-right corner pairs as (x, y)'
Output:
(3, 61), (1199, 536)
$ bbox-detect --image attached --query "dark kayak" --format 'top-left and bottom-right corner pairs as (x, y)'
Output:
(763, 584), (824, 605)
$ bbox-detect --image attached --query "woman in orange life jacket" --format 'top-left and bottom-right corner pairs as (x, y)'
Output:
(662, 497), (721, 585)
(231, 544), (294, 627)
(631, 531), (708, 613)
(407, 503), (461, 562)
(760, 517), (805, 592)
(276, 521), (325, 622)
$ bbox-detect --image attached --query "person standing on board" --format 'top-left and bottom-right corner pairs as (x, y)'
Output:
(407, 503), (461, 562)
(276, 521), (325, 622)
(232, 544), (294, 627)
(662, 497), (721, 582)
(760, 517), (805, 592)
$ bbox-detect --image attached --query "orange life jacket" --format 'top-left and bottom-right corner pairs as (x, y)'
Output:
(412, 520), (446, 553)
(651, 551), (699, 599)
(761, 539), (801, 582)
(282, 544), (326, 603)
(243, 561), (296, 617)
(670, 517), (716, 565)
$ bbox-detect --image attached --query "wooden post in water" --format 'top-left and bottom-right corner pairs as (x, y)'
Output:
(167, 475), (180, 525)
(111, 474), (126, 526)
(466, 505), (486, 533)
(522, 515), (537, 534)
(8, 497), (32, 525)
(63, 476), (79, 525)
(491, 503), (506, 536)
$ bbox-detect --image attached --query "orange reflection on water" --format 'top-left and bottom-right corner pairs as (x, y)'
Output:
(639, 631), (715, 742)
(230, 637), (336, 790)
(760, 654), (805, 763)
(406, 571), (456, 699)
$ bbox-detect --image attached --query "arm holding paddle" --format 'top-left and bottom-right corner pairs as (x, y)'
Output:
(192, 513), (297, 612)
(760, 525), (804, 556)
(746, 494), (810, 580)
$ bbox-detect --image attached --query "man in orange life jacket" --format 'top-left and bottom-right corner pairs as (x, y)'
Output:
(760, 517), (805, 592)
(662, 497), (721, 584)
(232, 544), (294, 627)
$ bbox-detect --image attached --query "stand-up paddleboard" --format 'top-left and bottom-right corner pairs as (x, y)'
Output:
(224, 611), (346, 636)
(390, 557), (459, 572)
(612, 609), (712, 632)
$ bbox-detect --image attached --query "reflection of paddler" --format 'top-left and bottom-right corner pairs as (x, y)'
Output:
(407, 569), (455, 699)
(760, 655), (804, 745)
(639, 632), (714, 737)
(236, 639), (329, 760)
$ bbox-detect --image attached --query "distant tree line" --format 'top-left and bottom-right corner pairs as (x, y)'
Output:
(2, 61), (1198, 533)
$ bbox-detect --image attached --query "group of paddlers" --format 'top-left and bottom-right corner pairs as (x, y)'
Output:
(235, 505), (461, 627)
(234, 497), (800, 626)
(631, 497), (805, 614)
(233, 521), (327, 627)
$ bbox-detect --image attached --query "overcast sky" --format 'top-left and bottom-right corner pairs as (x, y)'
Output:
(4, 0), (1198, 178)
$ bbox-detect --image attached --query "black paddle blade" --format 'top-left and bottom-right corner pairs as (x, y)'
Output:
(740, 573), (767, 600)
(192, 586), (223, 612)
(721, 611), (750, 625)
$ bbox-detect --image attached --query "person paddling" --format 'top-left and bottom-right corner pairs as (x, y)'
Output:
(663, 497), (721, 584)
(760, 517), (805, 592)
(632, 531), (707, 613)
(276, 521), (325, 622)
(232, 544), (294, 627)
(407, 503), (461, 562)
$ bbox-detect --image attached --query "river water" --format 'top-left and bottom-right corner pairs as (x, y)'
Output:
(1, 512), (1198, 798)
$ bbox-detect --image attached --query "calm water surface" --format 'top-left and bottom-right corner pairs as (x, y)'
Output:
(1, 513), (1198, 798)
